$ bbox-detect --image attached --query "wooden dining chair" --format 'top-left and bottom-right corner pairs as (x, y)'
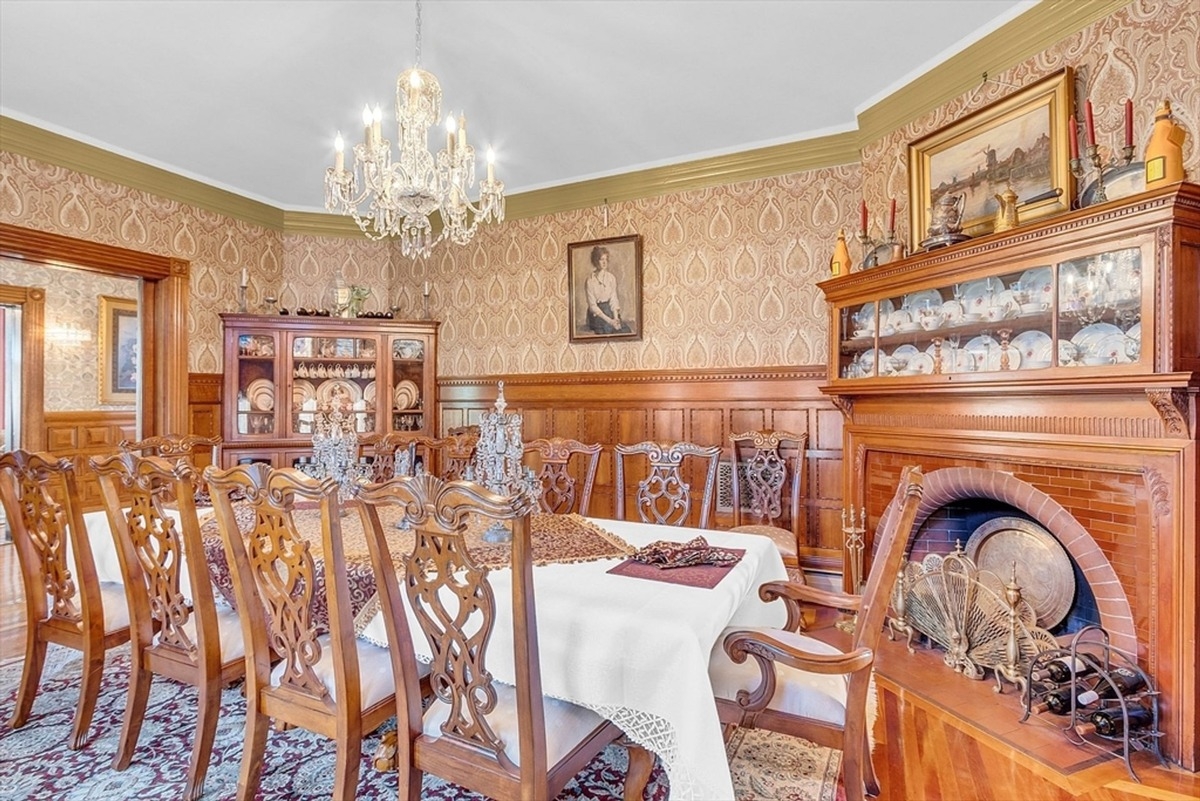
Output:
(92, 450), (244, 801)
(119, 434), (222, 467)
(436, 430), (478, 480)
(204, 463), (397, 801)
(728, 430), (808, 568)
(0, 450), (131, 750)
(708, 465), (925, 801)
(522, 437), (602, 516)
(361, 432), (440, 482)
(614, 440), (721, 529)
(354, 473), (654, 801)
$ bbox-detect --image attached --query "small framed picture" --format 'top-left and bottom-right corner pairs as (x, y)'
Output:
(567, 234), (643, 343)
(98, 295), (138, 404)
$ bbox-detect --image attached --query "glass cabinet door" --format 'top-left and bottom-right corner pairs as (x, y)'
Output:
(1055, 246), (1142, 369)
(388, 336), (427, 434)
(232, 331), (279, 436)
(289, 335), (379, 438)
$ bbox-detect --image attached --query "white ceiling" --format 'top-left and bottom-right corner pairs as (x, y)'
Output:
(1, 0), (1031, 213)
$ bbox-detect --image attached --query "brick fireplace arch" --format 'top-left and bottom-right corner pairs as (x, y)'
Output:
(900, 466), (1138, 656)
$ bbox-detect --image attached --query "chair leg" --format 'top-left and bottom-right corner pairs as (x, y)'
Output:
(624, 744), (654, 801)
(184, 678), (222, 801)
(841, 741), (866, 801)
(9, 632), (46, 728)
(863, 732), (880, 796)
(333, 738), (361, 800)
(112, 652), (152, 769)
(236, 705), (270, 801)
(69, 642), (105, 750)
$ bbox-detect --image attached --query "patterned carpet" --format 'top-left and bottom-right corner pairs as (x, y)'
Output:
(0, 645), (841, 800)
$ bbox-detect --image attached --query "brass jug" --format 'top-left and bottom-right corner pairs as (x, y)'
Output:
(993, 186), (1019, 233)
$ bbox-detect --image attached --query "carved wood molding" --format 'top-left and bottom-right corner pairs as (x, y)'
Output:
(440, 365), (826, 387)
(853, 411), (1169, 439)
(1145, 388), (1189, 437)
(1142, 467), (1172, 520)
(829, 394), (854, 420)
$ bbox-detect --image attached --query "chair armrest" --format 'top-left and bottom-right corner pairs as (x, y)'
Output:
(721, 627), (875, 713)
(759, 581), (863, 631)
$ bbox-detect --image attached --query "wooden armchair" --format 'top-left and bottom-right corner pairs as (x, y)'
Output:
(708, 466), (925, 801)
(354, 474), (653, 801)
(92, 451), (244, 801)
(361, 432), (440, 482)
(0, 450), (131, 749)
(119, 434), (221, 467)
(614, 440), (721, 528)
(436, 431), (478, 480)
(522, 437), (602, 515)
(204, 463), (397, 800)
(728, 430), (808, 568)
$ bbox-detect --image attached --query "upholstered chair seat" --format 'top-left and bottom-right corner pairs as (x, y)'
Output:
(268, 634), (414, 709)
(69, 583), (132, 634)
(727, 523), (798, 562)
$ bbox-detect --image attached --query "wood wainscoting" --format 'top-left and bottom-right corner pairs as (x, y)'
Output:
(43, 409), (136, 511)
(438, 366), (845, 571)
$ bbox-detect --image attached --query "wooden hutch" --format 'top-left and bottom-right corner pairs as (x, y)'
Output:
(818, 183), (1199, 769)
(219, 314), (439, 468)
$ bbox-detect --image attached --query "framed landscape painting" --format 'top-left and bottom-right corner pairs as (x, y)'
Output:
(908, 68), (1073, 244)
(567, 234), (643, 343)
(98, 295), (138, 404)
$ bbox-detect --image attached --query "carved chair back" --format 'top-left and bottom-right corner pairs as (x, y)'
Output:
(361, 432), (440, 482)
(729, 430), (808, 566)
(204, 463), (395, 799)
(436, 432), (478, 481)
(355, 473), (638, 801)
(0, 449), (131, 749)
(92, 450), (242, 801)
(522, 437), (602, 515)
(614, 440), (721, 528)
(119, 434), (222, 468)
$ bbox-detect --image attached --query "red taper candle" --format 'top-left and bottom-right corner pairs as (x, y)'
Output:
(860, 200), (868, 236)
(1085, 100), (1096, 147)
(888, 198), (896, 234)
(1124, 98), (1134, 148)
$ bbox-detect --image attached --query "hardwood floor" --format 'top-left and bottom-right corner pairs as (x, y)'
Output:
(1, 541), (1196, 799)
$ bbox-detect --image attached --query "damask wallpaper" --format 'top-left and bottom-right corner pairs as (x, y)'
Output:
(0, 259), (137, 410)
(0, 0), (1195, 380)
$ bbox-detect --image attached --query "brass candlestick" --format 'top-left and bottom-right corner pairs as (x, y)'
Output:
(1071, 143), (1135, 207)
(836, 505), (868, 634)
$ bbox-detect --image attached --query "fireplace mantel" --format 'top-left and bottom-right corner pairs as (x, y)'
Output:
(819, 183), (1200, 770)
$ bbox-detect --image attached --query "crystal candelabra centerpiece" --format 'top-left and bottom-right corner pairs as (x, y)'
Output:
(322, 0), (504, 258)
(297, 407), (371, 510)
(470, 381), (539, 543)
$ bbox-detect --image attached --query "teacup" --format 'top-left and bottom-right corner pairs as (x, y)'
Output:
(920, 316), (942, 331)
(1020, 302), (1043, 316)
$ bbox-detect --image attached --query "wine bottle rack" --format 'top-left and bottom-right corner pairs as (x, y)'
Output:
(1020, 625), (1165, 781)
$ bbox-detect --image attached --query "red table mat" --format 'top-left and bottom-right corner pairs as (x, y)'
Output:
(606, 549), (744, 589)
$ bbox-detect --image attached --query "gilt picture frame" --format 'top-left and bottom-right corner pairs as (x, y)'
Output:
(908, 68), (1074, 246)
(98, 295), (138, 404)
(567, 234), (643, 343)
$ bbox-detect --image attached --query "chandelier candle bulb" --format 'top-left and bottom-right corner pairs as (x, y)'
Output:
(487, 149), (495, 183)
(372, 105), (382, 143)
(362, 104), (373, 147)
(422, 281), (430, 297)
(334, 133), (344, 173)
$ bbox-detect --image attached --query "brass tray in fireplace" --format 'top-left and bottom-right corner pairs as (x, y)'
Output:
(965, 516), (1075, 629)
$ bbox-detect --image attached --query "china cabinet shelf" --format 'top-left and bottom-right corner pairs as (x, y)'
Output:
(220, 313), (439, 468)
(819, 183), (1200, 389)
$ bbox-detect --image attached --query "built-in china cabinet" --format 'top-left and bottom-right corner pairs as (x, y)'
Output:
(818, 182), (1200, 769)
(219, 313), (439, 468)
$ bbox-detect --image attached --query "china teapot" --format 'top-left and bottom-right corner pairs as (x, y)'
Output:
(929, 193), (966, 236)
(993, 185), (1019, 233)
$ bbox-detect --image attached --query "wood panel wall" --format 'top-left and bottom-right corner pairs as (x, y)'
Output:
(438, 366), (845, 571)
(43, 410), (136, 510)
(187, 372), (222, 472)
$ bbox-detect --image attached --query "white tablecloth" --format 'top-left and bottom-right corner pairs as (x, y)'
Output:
(359, 518), (788, 801)
(80, 507), (212, 600)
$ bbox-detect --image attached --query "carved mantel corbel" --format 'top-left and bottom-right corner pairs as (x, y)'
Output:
(829, 394), (854, 420)
(1146, 388), (1190, 437)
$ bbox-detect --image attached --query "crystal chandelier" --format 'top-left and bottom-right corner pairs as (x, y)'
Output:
(323, 0), (505, 258)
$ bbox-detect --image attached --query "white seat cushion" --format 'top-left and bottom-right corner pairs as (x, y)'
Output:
(730, 524), (798, 558)
(63, 581), (130, 635)
(423, 681), (606, 767)
(269, 634), (416, 711)
(176, 606), (247, 663)
(708, 625), (865, 728)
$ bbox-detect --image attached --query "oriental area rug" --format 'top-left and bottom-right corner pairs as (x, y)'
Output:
(0, 646), (841, 801)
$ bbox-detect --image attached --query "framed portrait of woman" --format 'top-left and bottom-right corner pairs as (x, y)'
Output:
(98, 295), (138, 404)
(567, 234), (643, 343)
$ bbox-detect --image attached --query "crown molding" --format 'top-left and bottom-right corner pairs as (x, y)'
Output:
(1, 0), (1128, 237)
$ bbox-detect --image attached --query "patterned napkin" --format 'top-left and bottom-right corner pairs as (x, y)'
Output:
(631, 535), (742, 569)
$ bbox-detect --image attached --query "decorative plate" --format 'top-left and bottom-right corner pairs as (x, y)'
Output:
(965, 516), (1075, 628)
(859, 349), (881, 377)
(902, 288), (944, 314)
(1018, 266), (1053, 302)
(1071, 322), (1123, 351)
(246, 378), (274, 411)
(292, 379), (316, 409)
(363, 381), (377, 407)
(1092, 332), (1136, 364)
(1011, 330), (1053, 367)
(393, 378), (420, 410)
(960, 276), (1006, 314)
(984, 343), (1021, 372)
(941, 299), (965, 325)
(316, 379), (361, 409)
(1080, 161), (1146, 208)
(908, 352), (935, 375)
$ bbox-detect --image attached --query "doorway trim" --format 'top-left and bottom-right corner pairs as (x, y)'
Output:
(0, 223), (189, 446)
(0, 284), (44, 450)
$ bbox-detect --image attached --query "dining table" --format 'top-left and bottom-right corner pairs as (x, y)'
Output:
(80, 506), (788, 801)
